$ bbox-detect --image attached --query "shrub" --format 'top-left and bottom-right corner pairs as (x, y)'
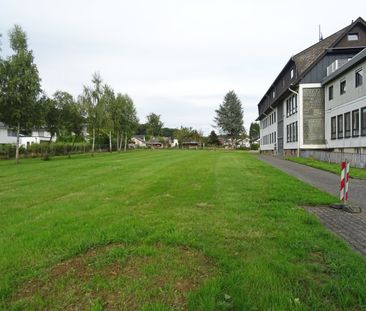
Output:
(251, 143), (259, 150)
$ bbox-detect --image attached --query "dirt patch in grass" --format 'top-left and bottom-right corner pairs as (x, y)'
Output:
(9, 243), (217, 310)
(196, 202), (214, 209)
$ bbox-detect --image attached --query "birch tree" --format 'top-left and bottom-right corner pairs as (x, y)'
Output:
(0, 25), (41, 164)
(100, 85), (115, 152)
(121, 94), (138, 151)
(80, 72), (103, 155)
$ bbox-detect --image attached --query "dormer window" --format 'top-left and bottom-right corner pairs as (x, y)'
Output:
(272, 90), (275, 98)
(347, 33), (359, 41)
(290, 68), (294, 79)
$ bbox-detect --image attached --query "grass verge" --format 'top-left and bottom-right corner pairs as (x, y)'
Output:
(286, 156), (366, 180)
(1, 150), (366, 310)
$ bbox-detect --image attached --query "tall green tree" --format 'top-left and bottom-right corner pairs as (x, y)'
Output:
(207, 130), (220, 146)
(120, 94), (139, 151)
(0, 25), (42, 164)
(146, 113), (163, 138)
(249, 122), (260, 143)
(53, 91), (84, 145)
(80, 72), (103, 155)
(40, 95), (61, 143)
(110, 93), (125, 151)
(174, 127), (202, 146)
(214, 90), (244, 146)
(100, 85), (115, 152)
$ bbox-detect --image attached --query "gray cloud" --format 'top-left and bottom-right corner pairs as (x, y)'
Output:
(1, 0), (363, 134)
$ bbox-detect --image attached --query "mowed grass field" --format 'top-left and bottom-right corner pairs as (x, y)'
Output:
(1, 150), (366, 310)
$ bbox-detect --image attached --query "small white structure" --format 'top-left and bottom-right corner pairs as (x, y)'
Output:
(171, 139), (179, 148)
(237, 138), (251, 148)
(0, 122), (55, 147)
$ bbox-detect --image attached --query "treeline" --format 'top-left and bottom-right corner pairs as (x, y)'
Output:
(0, 25), (139, 163)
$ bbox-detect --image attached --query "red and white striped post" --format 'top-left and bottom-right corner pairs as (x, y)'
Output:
(340, 161), (350, 203)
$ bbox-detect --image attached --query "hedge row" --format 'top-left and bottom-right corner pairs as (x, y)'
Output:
(0, 142), (93, 159)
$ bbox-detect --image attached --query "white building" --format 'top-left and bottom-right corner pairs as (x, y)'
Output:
(131, 135), (147, 148)
(0, 122), (55, 147)
(323, 48), (366, 153)
(257, 17), (366, 156)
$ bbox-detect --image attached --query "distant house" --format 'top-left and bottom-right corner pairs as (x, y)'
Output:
(0, 122), (55, 148)
(236, 138), (251, 148)
(131, 135), (147, 148)
(146, 141), (164, 148)
(181, 141), (200, 149)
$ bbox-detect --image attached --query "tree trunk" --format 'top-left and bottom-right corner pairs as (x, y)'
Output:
(15, 122), (20, 164)
(92, 127), (95, 156)
(116, 132), (119, 151)
(109, 131), (112, 152)
(120, 132), (124, 151)
(68, 136), (76, 159)
(124, 132), (127, 152)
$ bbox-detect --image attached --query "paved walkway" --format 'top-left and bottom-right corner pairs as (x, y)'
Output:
(259, 155), (366, 255)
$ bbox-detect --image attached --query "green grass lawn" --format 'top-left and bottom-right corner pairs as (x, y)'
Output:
(1, 150), (366, 310)
(286, 156), (366, 180)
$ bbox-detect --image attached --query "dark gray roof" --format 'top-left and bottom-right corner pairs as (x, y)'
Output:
(292, 28), (347, 77)
(133, 135), (145, 142)
(147, 141), (163, 144)
(322, 48), (366, 85)
(257, 17), (366, 120)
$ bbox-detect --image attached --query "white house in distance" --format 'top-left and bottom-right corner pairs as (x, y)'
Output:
(323, 48), (366, 153)
(0, 122), (55, 147)
(131, 135), (147, 148)
(257, 17), (366, 156)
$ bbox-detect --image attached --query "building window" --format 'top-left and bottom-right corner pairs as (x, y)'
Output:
(290, 68), (294, 79)
(286, 122), (298, 143)
(337, 115), (343, 138)
(355, 69), (363, 88)
(362, 107), (366, 136)
(294, 95), (297, 113)
(295, 122), (298, 142)
(7, 129), (17, 137)
(345, 112), (351, 138)
(340, 80), (346, 95)
(328, 85), (334, 100)
(286, 95), (297, 117)
(347, 33), (359, 41)
(331, 117), (337, 140)
(273, 90), (276, 98)
(352, 109), (360, 137)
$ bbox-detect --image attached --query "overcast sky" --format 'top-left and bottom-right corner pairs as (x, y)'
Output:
(0, 0), (364, 134)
